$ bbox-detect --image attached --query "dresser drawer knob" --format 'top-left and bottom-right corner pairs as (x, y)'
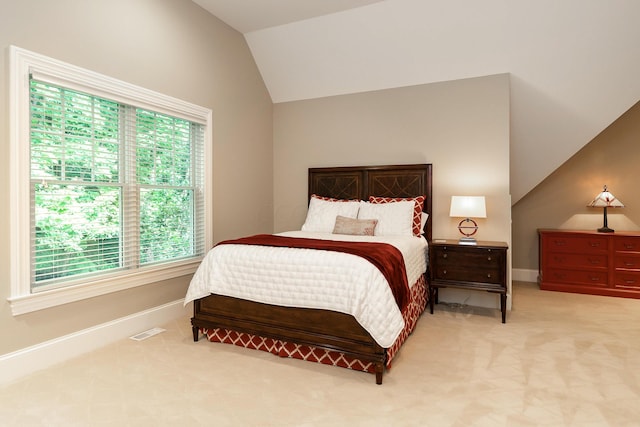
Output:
(487, 273), (492, 279)
(443, 254), (447, 259)
(443, 270), (447, 275)
(487, 256), (492, 261)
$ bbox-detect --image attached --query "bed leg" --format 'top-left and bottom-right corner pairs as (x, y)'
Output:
(192, 325), (200, 342)
(429, 286), (435, 314)
(375, 363), (384, 385)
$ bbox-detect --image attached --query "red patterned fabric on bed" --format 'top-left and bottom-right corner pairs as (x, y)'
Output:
(200, 274), (427, 374)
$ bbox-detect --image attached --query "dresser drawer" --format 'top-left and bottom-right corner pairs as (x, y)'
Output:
(613, 236), (640, 253)
(546, 252), (608, 269)
(542, 234), (608, 254)
(614, 253), (640, 270)
(613, 271), (640, 291)
(544, 268), (608, 287)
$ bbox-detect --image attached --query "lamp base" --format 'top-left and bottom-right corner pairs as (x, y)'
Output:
(597, 206), (615, 233)
(458, 237), (478, 245)
(457, 218), (478, 242)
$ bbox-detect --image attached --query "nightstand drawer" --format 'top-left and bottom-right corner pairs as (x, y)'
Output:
(433, 264), (502, 284)
(434, 247), (502, 267)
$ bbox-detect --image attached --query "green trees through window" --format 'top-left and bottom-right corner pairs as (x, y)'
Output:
(30, 80), (202, 288)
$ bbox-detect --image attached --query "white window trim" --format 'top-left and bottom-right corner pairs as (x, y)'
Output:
(8, 46), (213, 316)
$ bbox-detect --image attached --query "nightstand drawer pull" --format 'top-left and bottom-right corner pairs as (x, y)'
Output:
(443, 254), (447, 259)
(487, 256), (492, 261)
(443, 270), (447, 275)
(487, 274), (492, 279)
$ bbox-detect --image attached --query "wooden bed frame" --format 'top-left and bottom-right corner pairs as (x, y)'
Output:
(191, 163), (433, 384)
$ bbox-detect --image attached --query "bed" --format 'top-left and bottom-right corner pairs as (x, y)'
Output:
(186, 163), (433, 384)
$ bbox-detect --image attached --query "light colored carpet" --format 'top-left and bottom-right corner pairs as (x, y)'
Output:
(1, 281), (639, 426)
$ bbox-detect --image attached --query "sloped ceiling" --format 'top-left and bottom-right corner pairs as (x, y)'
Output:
(192, 0), (386, 33)
(193, 0), (640, 203)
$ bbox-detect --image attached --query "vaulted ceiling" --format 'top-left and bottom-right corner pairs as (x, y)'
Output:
(193, 0), (640, 203)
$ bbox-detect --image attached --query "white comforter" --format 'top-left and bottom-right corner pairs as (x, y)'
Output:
(184, 231), (428, 347)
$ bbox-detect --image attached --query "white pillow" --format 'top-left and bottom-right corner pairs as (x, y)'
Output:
(301, 197), (360, 233)
(357, 200), (415, 236)
(421, 212), (429, 232)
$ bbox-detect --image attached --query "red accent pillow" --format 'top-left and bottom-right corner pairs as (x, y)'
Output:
(368, 195), (426, 236)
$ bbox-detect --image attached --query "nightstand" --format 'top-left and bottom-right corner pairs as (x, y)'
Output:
(429, 239), (508, 323)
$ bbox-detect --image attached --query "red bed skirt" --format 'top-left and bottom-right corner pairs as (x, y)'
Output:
(200, 275), (427, 374)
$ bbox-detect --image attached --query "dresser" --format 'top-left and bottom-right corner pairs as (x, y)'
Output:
(538, 229), (640, 298)
(429, 240), (508, 323)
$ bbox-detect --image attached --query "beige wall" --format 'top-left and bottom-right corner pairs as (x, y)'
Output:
(0, 0), (273, 355)
(512, 101), (640, 272)
(273, 74), (512, 307)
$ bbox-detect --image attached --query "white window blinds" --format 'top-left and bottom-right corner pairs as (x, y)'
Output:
(30, 79), (205, 291)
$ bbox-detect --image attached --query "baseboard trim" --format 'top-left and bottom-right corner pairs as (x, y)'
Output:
(513, 268), (538, 283)
(0, 299), (191, 385)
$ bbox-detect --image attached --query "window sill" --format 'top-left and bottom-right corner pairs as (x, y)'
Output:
(7, 259), (201, 316)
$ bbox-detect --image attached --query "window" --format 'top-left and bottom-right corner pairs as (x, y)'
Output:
(9, 46), (212, 315)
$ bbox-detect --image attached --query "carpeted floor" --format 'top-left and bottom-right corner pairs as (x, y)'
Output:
(1, 281), (639, 426)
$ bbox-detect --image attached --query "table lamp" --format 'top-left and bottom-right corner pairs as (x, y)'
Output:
(587, 185), (624, 233)
(449, 196), (486, 244)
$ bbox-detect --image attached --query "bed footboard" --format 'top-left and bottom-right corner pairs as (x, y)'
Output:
(191, 294), (387, 384)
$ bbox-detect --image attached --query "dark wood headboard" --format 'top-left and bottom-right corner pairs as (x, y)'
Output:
(308, 164), (433, 242)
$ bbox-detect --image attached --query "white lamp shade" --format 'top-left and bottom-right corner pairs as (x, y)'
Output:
(450, 196), (487, 218)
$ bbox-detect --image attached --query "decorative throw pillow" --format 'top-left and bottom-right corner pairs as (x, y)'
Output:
(332, 215), (378, 236)
(301, 197), (360, 233)
(368, 195), (426, 236)
(357, 200), (415, 237)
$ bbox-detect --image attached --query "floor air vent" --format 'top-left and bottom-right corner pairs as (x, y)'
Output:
(129, 327), (166, 341)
